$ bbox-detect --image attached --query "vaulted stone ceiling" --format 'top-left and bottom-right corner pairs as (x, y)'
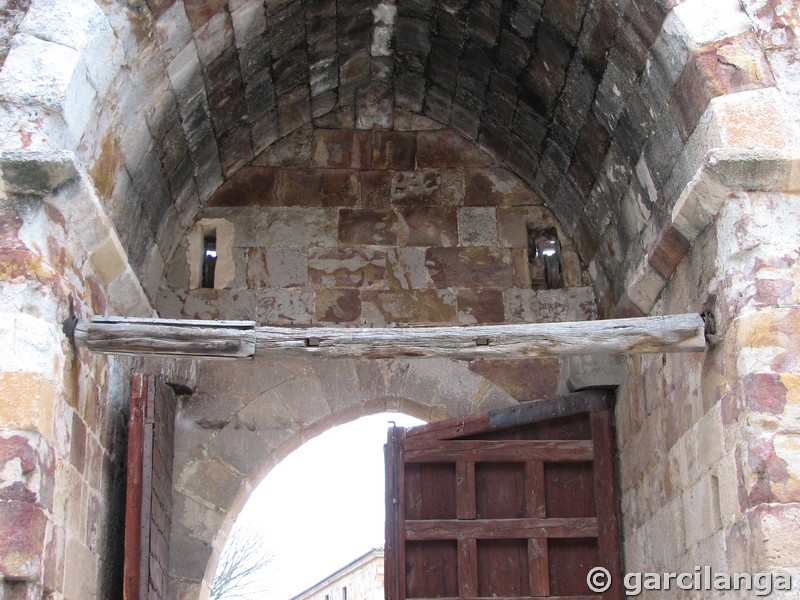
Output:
(64, 0), (778, 311)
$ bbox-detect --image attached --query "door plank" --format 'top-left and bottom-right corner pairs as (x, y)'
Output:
(591, 411), (622, 600)
(526, 461), (550, 596)
(456, 462), (476, 520)
(405, 517), (598, 540)
(457, 538), (478, 597)
(404, 440), (594, 463)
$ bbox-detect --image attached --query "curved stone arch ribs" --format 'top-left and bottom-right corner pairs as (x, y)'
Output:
(168, 356), (519, 598)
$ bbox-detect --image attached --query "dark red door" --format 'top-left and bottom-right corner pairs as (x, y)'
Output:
(123, 374), (176, 600)
(385, 390), (622, 600)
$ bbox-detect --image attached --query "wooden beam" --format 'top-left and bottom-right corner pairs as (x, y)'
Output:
(74, 313), (707, 360)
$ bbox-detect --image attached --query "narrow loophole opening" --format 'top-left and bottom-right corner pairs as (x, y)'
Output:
(527, 225), (563, 290)
(202, 234), (217, 289)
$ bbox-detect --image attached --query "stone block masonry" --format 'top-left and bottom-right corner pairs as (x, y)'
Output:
(158, 127), (594, 328)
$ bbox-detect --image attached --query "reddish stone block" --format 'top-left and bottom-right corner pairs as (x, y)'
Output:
(391, 170), (464, 206)
(614, 0), (669, 73)
(746, 435), (790, 505)
(315, 289), (362, 323)
(469, 358), (560, 401)
(416, 130), (493, 168)
(184, 0), (227, 30)
(610, 293), (646, 318)
(398, 207), (458, 247)
(425, 247), (514, 288)
(145, 0), (176, 20)
(0, 435), (38, 504)
(280, 169), (360, 207)
(570, 110), (611, 195)
(339, 209), (399, 245)
(743, 373), (787, 414)
(581, 0), (619, 77)
(456, 289), (505, 324)
(496, 206), (560, 248)
(0, 500), (46, 580)
(373, 131), (416, 170)
(648, 222), (690, 279)
(218, 124), (254, 178)
(755, 278), (795, 307)
(308, 248), (386, 288)
(669, 32), (776, 140)
(360, 171), (393, 208)
(361, 290), (457, 325)
(206, 167), (279, 207)
(312, 129), (373, 169)
(464, 168), (542, 206)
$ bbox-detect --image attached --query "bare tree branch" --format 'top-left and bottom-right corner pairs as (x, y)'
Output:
(211, 527), (274, 600)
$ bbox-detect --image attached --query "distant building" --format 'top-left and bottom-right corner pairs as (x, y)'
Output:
(290, 549), (384, 600)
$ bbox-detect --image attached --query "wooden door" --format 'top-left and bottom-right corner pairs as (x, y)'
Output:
(385, 390), (621, 600)
(123, 374), (176, 600)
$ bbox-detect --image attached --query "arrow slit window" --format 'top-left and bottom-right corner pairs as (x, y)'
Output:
(527, 226), (562, 290)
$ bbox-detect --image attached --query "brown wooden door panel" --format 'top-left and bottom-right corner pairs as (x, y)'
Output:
(386, 390), (622, 600)
(124, 374), (176, 600)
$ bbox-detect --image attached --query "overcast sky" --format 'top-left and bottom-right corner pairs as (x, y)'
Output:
(227, 412), (425, 600)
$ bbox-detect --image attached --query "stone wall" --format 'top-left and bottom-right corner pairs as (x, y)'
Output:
(0, 162), (153, 598)
(615, 183), (800, 599)
(157, 124), (595, 329)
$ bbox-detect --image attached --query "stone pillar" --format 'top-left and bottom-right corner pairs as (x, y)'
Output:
(616, 85), (800, 597)
(0, 152), (151, 598)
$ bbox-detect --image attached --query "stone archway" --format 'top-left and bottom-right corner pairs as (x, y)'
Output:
(1, 0), (799, 599)
(167, 355), (520, 598)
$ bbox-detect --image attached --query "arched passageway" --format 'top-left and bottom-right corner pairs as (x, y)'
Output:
(0, 0), (799, 598)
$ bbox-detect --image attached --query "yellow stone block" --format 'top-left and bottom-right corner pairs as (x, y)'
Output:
(735, 308), (800, 350)
(0, 371), (56, 439)
(90, 235), (127, 285)
(713, 89), (790, 150)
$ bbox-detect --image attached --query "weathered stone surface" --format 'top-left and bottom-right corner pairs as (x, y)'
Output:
(0, 372), (56, 439)
(252, 126), (313, 167)
(373, 131), (416, 170)
(255, 289), (313, 323)
(669, 33), (776, 141)
(464, 168), (542, 206)
(338, 208), (399, 245)
(314, 288), (361, 323)
(0, 499), (46, 580)
(648, 222), (690, 279)
(356, 83), (394, 129)
(311, 129), (373, 169)
(308, 248), (386, 288)
(416, 130), (493, 167)
(391, 170), (464, 206)
(279, 169), (360, 207)
(255, 207), (338, 248)
(458, 207), (497, 246)
(385, 247), (431, 290)
(469, 358), (560, 400)
(246, 247), (308, 288)
(361, 289), (457, 325)
(425, 247), (513, 288)
(397, 206), (457, 247)
(206, 167), (278, 206)
(359, 170), (392, 207)
(504, 286), (597, 323)
(456, 289), (504, 324)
